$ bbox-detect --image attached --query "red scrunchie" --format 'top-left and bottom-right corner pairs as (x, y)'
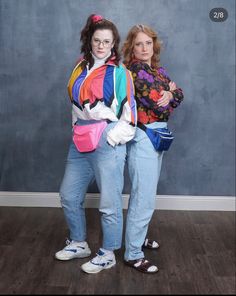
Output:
(91, 14), (103, 23)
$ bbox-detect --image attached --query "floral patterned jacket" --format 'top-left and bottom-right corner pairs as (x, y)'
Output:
(128, 61), (184, 123)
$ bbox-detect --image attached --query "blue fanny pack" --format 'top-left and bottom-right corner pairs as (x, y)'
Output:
(138, 122), (174, 152)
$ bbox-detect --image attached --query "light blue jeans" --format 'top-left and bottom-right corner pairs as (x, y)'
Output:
(125, 122), (167, 261)
(59, 119), (126, 251)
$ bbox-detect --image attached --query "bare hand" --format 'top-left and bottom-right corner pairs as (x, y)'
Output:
(169, 81), (177, 91)
(157, 90), (173, 107)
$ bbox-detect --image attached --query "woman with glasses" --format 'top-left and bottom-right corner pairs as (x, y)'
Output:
(55, 14), (137, 274)
(122, 24), (184, 273)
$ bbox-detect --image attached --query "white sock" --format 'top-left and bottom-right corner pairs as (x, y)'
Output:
(100, 248), (114, 256)
(72, 240), (87, 247)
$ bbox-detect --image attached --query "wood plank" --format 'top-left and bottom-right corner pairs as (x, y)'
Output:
(0, 207), (235, 294)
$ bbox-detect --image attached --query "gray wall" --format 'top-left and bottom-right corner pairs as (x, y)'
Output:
(0, 0), (235, 196)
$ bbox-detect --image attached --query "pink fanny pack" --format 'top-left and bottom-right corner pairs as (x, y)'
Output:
(73, 121), (108, 152)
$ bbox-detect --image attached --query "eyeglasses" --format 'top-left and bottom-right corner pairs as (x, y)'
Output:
(92, 38), (113, 48)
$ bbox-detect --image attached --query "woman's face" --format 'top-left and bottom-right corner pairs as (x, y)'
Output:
(91, 29), (114, 59)
(133, 32), (153, 66)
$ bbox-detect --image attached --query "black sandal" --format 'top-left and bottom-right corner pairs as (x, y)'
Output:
(142, 238), (159, 249)
(124, 258), (158, 274)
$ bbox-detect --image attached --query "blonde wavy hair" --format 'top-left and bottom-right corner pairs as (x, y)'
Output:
(122, 24), (162, 68)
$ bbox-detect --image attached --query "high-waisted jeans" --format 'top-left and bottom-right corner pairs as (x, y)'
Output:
(59, 119), (126, 251)
(125, 122), (167, 260)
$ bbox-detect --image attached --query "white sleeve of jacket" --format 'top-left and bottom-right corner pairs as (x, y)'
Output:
(83, 101), (118, 122)
(106, 103), (136, 146)
(106, 66), (137, 146)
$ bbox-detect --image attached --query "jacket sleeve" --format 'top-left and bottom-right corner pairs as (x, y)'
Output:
(157, 67), (184, 108)
(106, 65), (137, 146)
(130, 62), (184, 116)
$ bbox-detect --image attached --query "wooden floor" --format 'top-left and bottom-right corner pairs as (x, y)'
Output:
(0, 207), (235, 295)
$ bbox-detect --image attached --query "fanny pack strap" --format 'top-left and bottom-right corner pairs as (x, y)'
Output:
(137, 122), (147, 132)
(75, 119), (112, 127)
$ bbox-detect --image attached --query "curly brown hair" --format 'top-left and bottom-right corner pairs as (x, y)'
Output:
(80, 14), (121, 69)
(122, 24), (162, 68)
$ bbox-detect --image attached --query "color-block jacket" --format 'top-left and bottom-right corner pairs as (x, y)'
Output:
(67, 58), (137, 146)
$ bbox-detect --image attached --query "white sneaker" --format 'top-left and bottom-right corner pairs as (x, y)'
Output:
(55, 239), (91, 261)
(81, 249), (116, 274)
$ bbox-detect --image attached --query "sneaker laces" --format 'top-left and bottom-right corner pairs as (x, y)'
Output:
(91, 250), (105, 264)
(66, 238), (72, 246)
(64, 239), (84, 252)
(91, 249), (113, 266)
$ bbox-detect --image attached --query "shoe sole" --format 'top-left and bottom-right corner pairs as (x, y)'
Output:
(55, 252), (91, 261)
(81, 262), (116, 274)
(142, 244), (160, 250)
(124, 260), (158, 274)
